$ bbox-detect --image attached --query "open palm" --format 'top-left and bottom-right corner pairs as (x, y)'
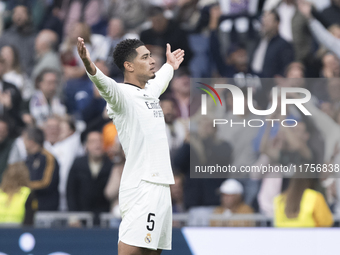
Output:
(77, 37), (91, 61)
(166, 44), (185, 70)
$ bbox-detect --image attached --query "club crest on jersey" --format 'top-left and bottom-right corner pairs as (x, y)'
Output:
(145, 233), (152, 244)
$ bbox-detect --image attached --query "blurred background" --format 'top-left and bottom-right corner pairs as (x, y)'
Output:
(1, 0), (340, 254)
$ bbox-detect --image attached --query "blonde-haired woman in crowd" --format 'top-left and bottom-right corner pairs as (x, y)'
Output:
(0, 162), (37, 225)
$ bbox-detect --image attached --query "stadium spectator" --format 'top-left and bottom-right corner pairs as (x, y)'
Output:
(320, 0), (340, 27)
(160, 97), (186, 156)
(103, 17), (139, 81)
(61, 0), (106, 37)
(140, 6), (192, 67)
(302, 95), (340, 213)
(169, 67), (190, 119)
(102, 122), (118, 158)
(3, 0), (47, 31)
(0, 5), (36, 75)
(188, 116), (232, 208)
(285, 61), (306, 79)
(23, 127), (59, 211)
(327, 79), (340, 107)
(274, 178), (333, 227)
(76, 61), (108, 122)
(80, 106), (111, 146)
(67, 131), (112, 224)
(31, 29), (62, 83)
(255, 155), (284, 216)
(0, 118), (14, 182)
(257, 118), (314, 171)
(319, 52), (340, 79)
(256, 116), (318, 215)
(280, 121), (314, 165)
(0, 162), (37, 226)
(210, 179), (254, 227)
(45, 116), (84, 211)
(250, 10), (294, 77)
(217, 88), (262, 205)
(7, 133), (28, 166)
(0, 56), (23, 131)
(107, 0), (149, 30)
(298, 0), (340, 60)
(208, 5), (258, 78)
(40, 0), (64, 42)
(172, 0), (201, 31)
(264, 0), (313, 63)
(0, 45), (32, 100)
(43, 116), (61, 148)
(29, 69), (66, 127)
(60, 22), (106, 80)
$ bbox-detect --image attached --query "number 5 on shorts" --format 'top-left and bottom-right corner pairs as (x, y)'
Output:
(146, 213), (155, 231)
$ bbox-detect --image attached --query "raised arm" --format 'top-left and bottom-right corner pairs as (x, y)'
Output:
(77, 37), (96, 75)
(298, 0), (340, 59)
(77, 37), (125, 112)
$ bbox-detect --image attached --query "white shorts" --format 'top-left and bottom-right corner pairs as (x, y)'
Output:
(118, 180), (172, 250)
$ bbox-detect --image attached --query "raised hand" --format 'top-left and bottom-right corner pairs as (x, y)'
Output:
(77, 37), (96, 75)
(77, 37), (91, 61)
(165, 44), (185, 71)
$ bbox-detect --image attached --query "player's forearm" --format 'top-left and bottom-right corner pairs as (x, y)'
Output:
(82, 58), (96, 75)
(158, 63), (174, 94)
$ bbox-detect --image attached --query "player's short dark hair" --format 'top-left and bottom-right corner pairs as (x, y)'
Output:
(24, 127), (45, 147)
(113, 39), (145, 72)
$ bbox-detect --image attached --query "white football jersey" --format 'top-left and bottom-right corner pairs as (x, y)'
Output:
(86, 63), (175, 191)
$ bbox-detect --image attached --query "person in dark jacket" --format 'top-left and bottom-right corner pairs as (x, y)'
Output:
(23, 127), (59, 211)
(0, 118), (14, 183)
(320, 0), (340, 27)
(67, 131), (112, 225)
(250, 10), (294, 78)
(140, 6), (192, 67)
(0, 56), (23, 131)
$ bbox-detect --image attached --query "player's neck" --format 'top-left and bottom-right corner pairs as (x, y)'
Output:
(124, 75), (147, 89)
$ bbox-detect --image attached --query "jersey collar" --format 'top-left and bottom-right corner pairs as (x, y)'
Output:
(124, 82), (143, 90)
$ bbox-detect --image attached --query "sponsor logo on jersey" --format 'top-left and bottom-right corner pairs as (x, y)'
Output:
(145, 101), (161, 109)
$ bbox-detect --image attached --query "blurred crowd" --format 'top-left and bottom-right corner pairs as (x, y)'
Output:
(0, 0), (340, 227)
